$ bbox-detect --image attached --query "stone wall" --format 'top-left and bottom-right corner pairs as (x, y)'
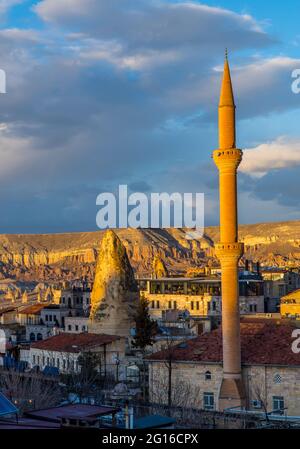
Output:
(148, 360), (300, 416)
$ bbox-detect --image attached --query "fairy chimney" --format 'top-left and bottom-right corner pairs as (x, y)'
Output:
(89, 230), (139, 337)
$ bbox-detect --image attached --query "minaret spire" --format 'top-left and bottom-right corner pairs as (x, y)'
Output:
(219, 53), (236, 149)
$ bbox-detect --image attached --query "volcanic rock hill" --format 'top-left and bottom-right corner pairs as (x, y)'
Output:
(0, 220), (300, 282)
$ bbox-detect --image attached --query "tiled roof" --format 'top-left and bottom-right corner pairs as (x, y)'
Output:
(18, 304), (48, 315)
(147, 322), (300, 366)
(31, 332), (120, 353)
(0, 306), (17, 316)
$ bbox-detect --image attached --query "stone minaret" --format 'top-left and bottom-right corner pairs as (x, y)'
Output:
(213, 52), (245, 410)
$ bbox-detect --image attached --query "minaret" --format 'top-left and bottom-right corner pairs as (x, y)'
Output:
(213, 52), (245, 410)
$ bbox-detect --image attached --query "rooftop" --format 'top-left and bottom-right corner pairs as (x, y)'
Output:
(31, 332), (120, 353)
(147, 322), (300, 366)
(0, 306), (17, 316)
(18, 304), (48, 315)
(26, 404), (120, 423)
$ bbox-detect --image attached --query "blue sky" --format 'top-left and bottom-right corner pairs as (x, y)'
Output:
(0, 0), (300, 233)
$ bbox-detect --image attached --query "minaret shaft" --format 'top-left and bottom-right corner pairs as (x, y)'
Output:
(213, 55), (245, 410)
(219, 168), (238, 242)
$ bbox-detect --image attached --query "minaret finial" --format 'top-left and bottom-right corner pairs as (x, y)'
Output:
(225, 48), (228, 60)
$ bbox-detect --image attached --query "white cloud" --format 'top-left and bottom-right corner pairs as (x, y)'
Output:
(0, 28), (41, 42)
(35, 0), (272, 56)
(240, 136), (300, 178)
(0, 0), (23, 16)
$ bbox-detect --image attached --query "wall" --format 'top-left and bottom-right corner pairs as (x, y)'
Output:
(148, 361), (300, 416)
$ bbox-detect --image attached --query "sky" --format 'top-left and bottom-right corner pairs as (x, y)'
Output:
(0, 0), (300, 233)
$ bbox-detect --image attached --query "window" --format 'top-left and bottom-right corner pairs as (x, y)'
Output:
(42, 356), (45, 365)
(196, 301), (200, 310)
(156, 300), (160, 309)
(75, 325), (79, 331)
(30, 332), (35, 342)
(37, 333), (42, 341)
(205, 371), (212, 380)
(45, 314), (48, 321)
(168, 301), (172, 309)
(47, 357), (50, 366)
(212, 302), (216, 311)
(203, 392), (214, 410)
(272, 396), (284, 414)
(82, 326), (86, 332)
(173, 301), (177, 310)
(273, 374), (282, 384)
(151, 300), (155, 309)
(191, 301), (194, 310)
(32, 355), (36, 364)
(57, 358), (60, 368)
(68, 325), (72, 331)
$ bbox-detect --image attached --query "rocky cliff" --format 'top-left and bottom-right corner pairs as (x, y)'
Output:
(0, 220), (300, 282)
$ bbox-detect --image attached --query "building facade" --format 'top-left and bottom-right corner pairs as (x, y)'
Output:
(147, 322), (300, 416)
(138, 276), (264, 318)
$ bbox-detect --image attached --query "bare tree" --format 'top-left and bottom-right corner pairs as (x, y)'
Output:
(0, 369), (61, 416)
(250, 381), (270, 423)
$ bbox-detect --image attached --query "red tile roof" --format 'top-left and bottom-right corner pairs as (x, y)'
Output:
(0, 306), (17, 315)
(148, 322), (300, 366)
(31, 332), (120, 353)
(19, 304), (48, 315)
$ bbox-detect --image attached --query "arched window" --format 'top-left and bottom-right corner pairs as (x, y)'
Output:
(37, 333), (43, 341)
(30, 332), (35, 341)
(205, 371), (212, 380)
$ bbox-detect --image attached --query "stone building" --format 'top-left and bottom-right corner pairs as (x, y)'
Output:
(147, 321), (300, 416)
(280, 288), (300, 318)
(60, 286), (91, 315)
(28, 332), (125, 376)
(138, 274), (264, 319)
(263, 269), (300, 313)
(64, 316), (89, 333)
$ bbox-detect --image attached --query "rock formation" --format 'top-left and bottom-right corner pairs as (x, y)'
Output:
(89, 230), (139, 337)
(0, 221), (299, 284)
(153, 255), (168, 278)
(21, 290), (28, 303)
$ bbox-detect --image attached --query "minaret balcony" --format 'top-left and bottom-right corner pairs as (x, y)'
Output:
(212, 148), (243, 171)
(215, 242), (244, 264)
